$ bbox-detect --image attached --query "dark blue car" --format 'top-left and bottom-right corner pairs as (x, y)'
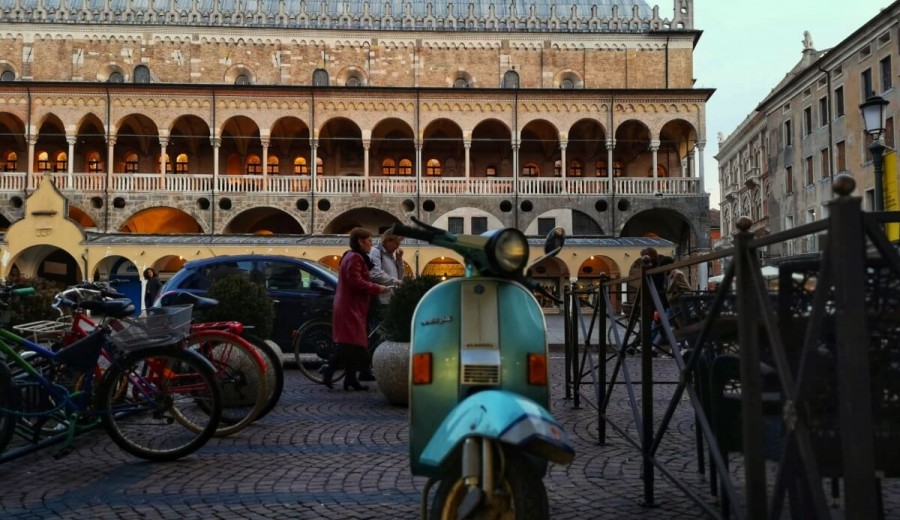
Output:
(160, 254), (337, 351)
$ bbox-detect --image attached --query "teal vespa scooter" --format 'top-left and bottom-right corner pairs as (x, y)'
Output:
(391, 218), (575, 520)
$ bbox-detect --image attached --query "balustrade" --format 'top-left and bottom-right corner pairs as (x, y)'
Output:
(4, 172), (701, 197)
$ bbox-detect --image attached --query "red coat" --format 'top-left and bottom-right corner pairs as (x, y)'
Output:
(332, 251), (384, 347)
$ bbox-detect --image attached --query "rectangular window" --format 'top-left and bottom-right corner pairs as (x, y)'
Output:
(886, 117), (895, 149)
(267, 163), (279, 175)
(805, 156), (814, 185)
(803, 107), (812, 136)
(834, 86), (845, 117)
(837, 141), (846, 172)
(125, 160), (139, 173)
(818, 97), (828, 127)
(538, 218), (556, 236)
(448, 217), (464, 235)
(865, 132), (875, 163)
(861, 68), (873, 98)
(38, 160), (51, 172)
(865, 188), (876, 211)
(881, 56), (893, 91)
(786, 166), (794, 194)
(471, 217), (488, 235)
(820, 148), (830, 179)
(88, 160), (102, 173)
(783, 120), (793, 147)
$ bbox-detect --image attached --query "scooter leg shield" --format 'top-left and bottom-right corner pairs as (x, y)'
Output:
(419, 390), (574, 470)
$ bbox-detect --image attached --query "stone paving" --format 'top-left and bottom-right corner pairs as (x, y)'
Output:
(0, 330), (897, 519)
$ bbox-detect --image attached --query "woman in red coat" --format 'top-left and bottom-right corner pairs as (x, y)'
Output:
(324, 227), (391, 390)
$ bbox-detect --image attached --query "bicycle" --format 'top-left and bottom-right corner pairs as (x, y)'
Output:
(292, 319), (384, 385)
(56, 284), (269, 437)
(0, 286), (222, 462)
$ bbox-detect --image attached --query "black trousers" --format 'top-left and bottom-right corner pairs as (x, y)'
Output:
(333, 343), (370, 383)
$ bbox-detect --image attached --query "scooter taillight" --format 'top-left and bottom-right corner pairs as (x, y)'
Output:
(527, 353), (547, 385)
(412, 353), (432, 385)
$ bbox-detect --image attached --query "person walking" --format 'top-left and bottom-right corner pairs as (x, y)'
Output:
(362, 229), (405, 381)
(143, 267), (162, 311)
(323, 228), (391, 391)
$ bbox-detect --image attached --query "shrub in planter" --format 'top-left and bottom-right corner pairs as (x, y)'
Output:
(373, 275), (440, 406)
(378, 275), (441, 342)
(194, 274), (275, 339)
(7, 276), (62, 327)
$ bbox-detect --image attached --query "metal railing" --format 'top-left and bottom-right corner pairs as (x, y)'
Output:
(563, 174), (899, 519)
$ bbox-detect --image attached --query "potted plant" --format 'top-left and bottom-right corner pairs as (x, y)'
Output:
(372, 275), (440, 406)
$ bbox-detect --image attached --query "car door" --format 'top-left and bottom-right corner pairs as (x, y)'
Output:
(259, 259), (335, 349)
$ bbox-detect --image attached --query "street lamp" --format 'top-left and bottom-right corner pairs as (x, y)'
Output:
(859, 94), (890, 210)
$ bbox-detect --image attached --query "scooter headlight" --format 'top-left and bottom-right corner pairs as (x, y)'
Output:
(486, 228), (529, 275)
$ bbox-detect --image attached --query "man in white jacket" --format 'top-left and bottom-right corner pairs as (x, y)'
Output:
(363, 229), (405, 380)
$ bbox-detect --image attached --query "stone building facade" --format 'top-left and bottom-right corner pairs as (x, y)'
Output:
(716, 3), (899, 259)
(0, 0), (710, 294)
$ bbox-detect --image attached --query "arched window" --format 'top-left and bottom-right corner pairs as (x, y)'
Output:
(293, 156), (308, 175)
(108, 71), (124, 83)
(453, 78), (469, 88)
(554, 160), (562, 176)
(133, 65), (151, 84)
(346, 75), (362, 87)
(595, 161), (607, 177)
(54, 152), (67, 172)
(570, 160), (583, 177)
(522, 163), (539, 176)
(398, 158), (413, 176)
(381, 158), (397, 176)
(486, 165), (497, 176)
(246, 155), (262, 175)
(175, 153), (189, 174)
(3, 151), (17, 172)
(316, 156), (323, 174)
(0, 70), (15, 81)
(37, 151), (51, 172)
(312, 68), (329, 87)
(560, 78), (574, 89)
(87, 151), (103, 173)
(613, 161), (624, 177)
(235, 74), (250, 85)
(124, 152), (139, 173)
(426, 159), (442, 176)
(502, 70), (519, 89)
(267, 156), (280, 175)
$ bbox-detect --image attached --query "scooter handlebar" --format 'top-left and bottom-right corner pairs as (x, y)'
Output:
(390, 222), (442, 244)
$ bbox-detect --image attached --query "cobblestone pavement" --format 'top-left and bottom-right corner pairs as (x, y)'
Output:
(0, 348), (896, 519)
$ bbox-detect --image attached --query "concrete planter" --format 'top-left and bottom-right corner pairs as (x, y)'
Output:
(372, 340), (410, 406)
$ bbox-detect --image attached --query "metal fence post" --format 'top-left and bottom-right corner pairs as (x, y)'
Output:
(639, 255), (655, 506)
(734, 216), (767, 519)
(563, 283), (572, 401)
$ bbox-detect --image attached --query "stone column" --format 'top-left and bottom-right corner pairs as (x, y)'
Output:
(650, 139), (660, 194)
(697, 141), (706, 194)
(310, 138), (318, 191)
(66, 136), (76, 188)
(464, 140), (471, 190)
(159, 137), (168, 176)
(261, 138), (269, 192)
(107, 137), (116, 192)
(606, 139), (615, 190)
(415, 141), (423, 196)
(559, 140), (567, 194)
(512, 140), (520, 193)
(211, 136), (220, 194)
(26, 137), (35, 190)
(363, 140), (370, 191)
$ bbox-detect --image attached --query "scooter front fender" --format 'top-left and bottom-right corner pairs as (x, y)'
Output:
(419, 390), (574, 471)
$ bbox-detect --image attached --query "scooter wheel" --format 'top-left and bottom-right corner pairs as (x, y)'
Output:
(430, 449), (549, 520)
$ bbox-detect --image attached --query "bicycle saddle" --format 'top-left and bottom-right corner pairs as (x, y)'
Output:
(158, 290), (219, 311)
(80, 298), (136, 319)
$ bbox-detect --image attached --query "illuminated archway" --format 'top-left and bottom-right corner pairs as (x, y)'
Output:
(119, 207), (203, 233)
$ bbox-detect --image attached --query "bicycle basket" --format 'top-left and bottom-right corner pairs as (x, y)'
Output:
(110, 304), (193, 350)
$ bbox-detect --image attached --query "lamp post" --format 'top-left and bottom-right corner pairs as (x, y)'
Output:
(859, 95), (890, 210)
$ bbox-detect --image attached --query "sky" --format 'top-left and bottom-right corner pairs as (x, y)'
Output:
(693, 0), (891, 208)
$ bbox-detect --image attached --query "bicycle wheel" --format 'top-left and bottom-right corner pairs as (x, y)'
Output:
(292, 320), (345, 384)
(241, 333), (284, 420)
(607, 315), (641, 353)
(186, 331), (267, 437)
(98, 345), (222, 461)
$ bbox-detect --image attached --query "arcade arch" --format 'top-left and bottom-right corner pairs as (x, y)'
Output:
(119, 207), (203, 233)
(224, 207), (305, 234)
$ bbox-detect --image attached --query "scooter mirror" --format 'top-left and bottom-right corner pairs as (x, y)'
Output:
(543, 227), (565, 256)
